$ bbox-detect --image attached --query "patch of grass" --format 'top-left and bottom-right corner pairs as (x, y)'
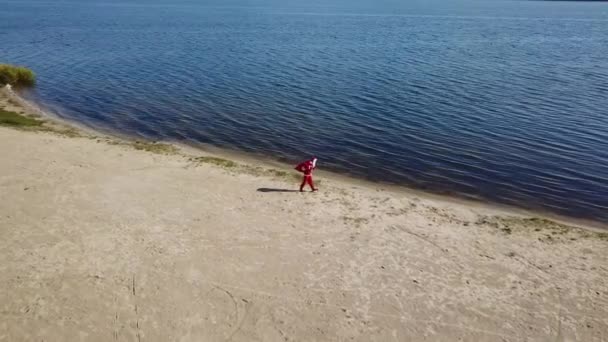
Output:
(477, 215), (608, 242)
(0, 109), (43, 127)
(246, 166), (266, 176)
(0, 108), (86, 138)
(477, 215), (568, 232)
(190, 156), (238, 168)
(53, 127), (82, 138)
(267, 169), (290, 178)
(0, 64), (35, 86)
(131, 141), (177, 154)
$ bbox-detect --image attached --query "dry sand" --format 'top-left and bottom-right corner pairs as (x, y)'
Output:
(1, 88), (607, 341)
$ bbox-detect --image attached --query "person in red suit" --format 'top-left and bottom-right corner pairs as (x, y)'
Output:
(295, 157), (318, 192)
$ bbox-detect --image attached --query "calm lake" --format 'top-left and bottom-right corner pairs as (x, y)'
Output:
(2, 0), (608, 221)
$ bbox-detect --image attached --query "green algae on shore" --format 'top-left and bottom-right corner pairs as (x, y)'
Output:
(0, 108), (81, 138)
(0, 109), (43, 128)
(476, 215), (608, 241)
(131, 141), (178, 154)
(190, 156), (238, 168)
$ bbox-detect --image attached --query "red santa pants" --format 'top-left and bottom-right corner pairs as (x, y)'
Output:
(300, 175), (315, 191)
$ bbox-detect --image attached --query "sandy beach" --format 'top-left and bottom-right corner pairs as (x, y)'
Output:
(1, 88), (607, 341)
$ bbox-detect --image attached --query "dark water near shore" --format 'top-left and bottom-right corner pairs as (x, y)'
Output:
(2, 0), (608, 221)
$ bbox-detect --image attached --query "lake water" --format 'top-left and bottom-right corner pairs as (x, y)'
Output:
(2, 0), (608, 222)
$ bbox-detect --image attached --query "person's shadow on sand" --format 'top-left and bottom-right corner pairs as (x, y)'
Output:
(257, 188), (299, 193)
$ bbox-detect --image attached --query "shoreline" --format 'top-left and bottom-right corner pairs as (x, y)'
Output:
(4, 86), (606, 231)
(1, 85), (607, 340)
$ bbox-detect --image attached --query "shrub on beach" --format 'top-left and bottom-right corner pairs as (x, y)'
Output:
(0, 64), (35, 86)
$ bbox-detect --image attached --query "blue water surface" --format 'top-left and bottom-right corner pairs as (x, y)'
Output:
(1, 0), (608, 221)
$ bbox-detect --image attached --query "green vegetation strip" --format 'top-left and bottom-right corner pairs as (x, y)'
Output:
(0, 64), (35, 86)
(0, 109), (43, 127)
(131, 141), (178, 154)
(477, 215), (608, 241)
(190, 156), (238, 168)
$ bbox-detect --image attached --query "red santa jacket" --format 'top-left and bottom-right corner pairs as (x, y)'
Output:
(295, 158), (317, 176)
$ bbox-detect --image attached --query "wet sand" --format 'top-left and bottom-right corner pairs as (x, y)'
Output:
(1, 88), (607, 341)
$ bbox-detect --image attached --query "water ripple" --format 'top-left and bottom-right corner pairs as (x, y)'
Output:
(3, 0), (608, 222)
